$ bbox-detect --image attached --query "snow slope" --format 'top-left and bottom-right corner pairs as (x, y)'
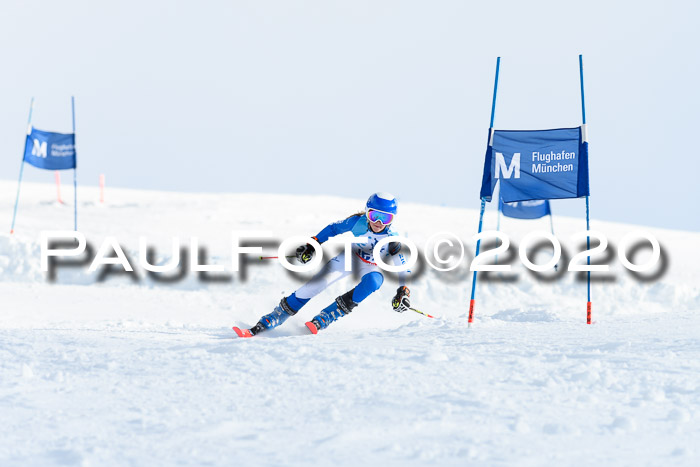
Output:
(1, 181), (699, 466)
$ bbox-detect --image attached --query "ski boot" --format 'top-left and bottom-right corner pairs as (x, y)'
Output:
(234, 297), (297, 338)
(305, 290), (357, 334)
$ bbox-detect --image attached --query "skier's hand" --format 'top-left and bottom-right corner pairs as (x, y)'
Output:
(388, 241), (401, 256)
(392, 286), (410, 313)
(296, 243), (316, 264)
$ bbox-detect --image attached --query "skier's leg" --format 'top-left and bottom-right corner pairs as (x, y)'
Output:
(350, 270), (385, 303)
(254, 254), (350, 333)
(284, 253), (351, 311)
(309, 271), (384, 331)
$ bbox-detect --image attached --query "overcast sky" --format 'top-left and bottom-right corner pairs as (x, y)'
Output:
(1, 0), (698, 231)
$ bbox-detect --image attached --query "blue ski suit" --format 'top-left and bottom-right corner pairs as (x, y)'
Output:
(261, 213), (410, 330)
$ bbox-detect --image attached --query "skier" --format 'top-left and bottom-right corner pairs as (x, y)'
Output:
(233, 192), (412, 337)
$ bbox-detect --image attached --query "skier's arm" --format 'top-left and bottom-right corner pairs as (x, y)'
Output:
(297, 215), (361, 264)
(389, 241), (412, 312)
(389, 241), (411, 288)
(313, 215), (361, 243)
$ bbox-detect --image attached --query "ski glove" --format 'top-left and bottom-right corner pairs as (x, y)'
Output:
(392, 286), (410, 313)
(388, 241), (401, 256)
(296, 242), (316, 264)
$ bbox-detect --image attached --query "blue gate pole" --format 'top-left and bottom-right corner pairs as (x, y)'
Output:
(468, 199), (486, 326)
(494, 198), (502, 265)
(490, 57), (501, 128)
(579, 54), (592, 324)
(10, 97), (35, 234)
(549, 208), (558, 271)
(549, 212), (555, 236)
(548, 201), (555, 236)
(72, 96), (77, 231)
(496, 200), (502, 232)
(468, 56), (500, 327)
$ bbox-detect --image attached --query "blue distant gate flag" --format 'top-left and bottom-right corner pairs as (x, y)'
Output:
(480, 126), (589, 203)
(23, 127), (76, 170)
(11, 97), (79, 235)
(499, 198), (551, 219)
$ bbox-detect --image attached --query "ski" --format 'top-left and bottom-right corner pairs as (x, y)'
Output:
(305, 321), (319, 335)
(232, 326), (254, 338)
(233, 322), (267, 338)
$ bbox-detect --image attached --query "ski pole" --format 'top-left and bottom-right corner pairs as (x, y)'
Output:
(259, 255), (295, 260)
(410, 307), (436, 319)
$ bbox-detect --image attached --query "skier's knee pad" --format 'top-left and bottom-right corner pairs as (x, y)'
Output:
(335, 289), (358, 315)
(279, 297), (298, 316)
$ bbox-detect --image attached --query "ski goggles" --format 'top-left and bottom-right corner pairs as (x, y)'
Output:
(367, 209), (395, 225)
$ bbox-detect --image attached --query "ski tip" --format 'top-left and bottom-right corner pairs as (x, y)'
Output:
(305, 321), (318, 335)
(232, 326), (253, 338)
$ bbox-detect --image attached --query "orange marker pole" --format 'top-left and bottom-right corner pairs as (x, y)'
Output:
(55, 171), (64, 204)
(99, 174), (105, 203)
(587, 301), (592, 325)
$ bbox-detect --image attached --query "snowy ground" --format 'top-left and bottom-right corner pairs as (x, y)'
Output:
(1, 181), (699, 466)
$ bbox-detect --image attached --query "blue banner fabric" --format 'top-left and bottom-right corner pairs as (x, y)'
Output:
(23, 128), (76, 170)
(480, 127), (589, 202)
(499, 198), (551, 219)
